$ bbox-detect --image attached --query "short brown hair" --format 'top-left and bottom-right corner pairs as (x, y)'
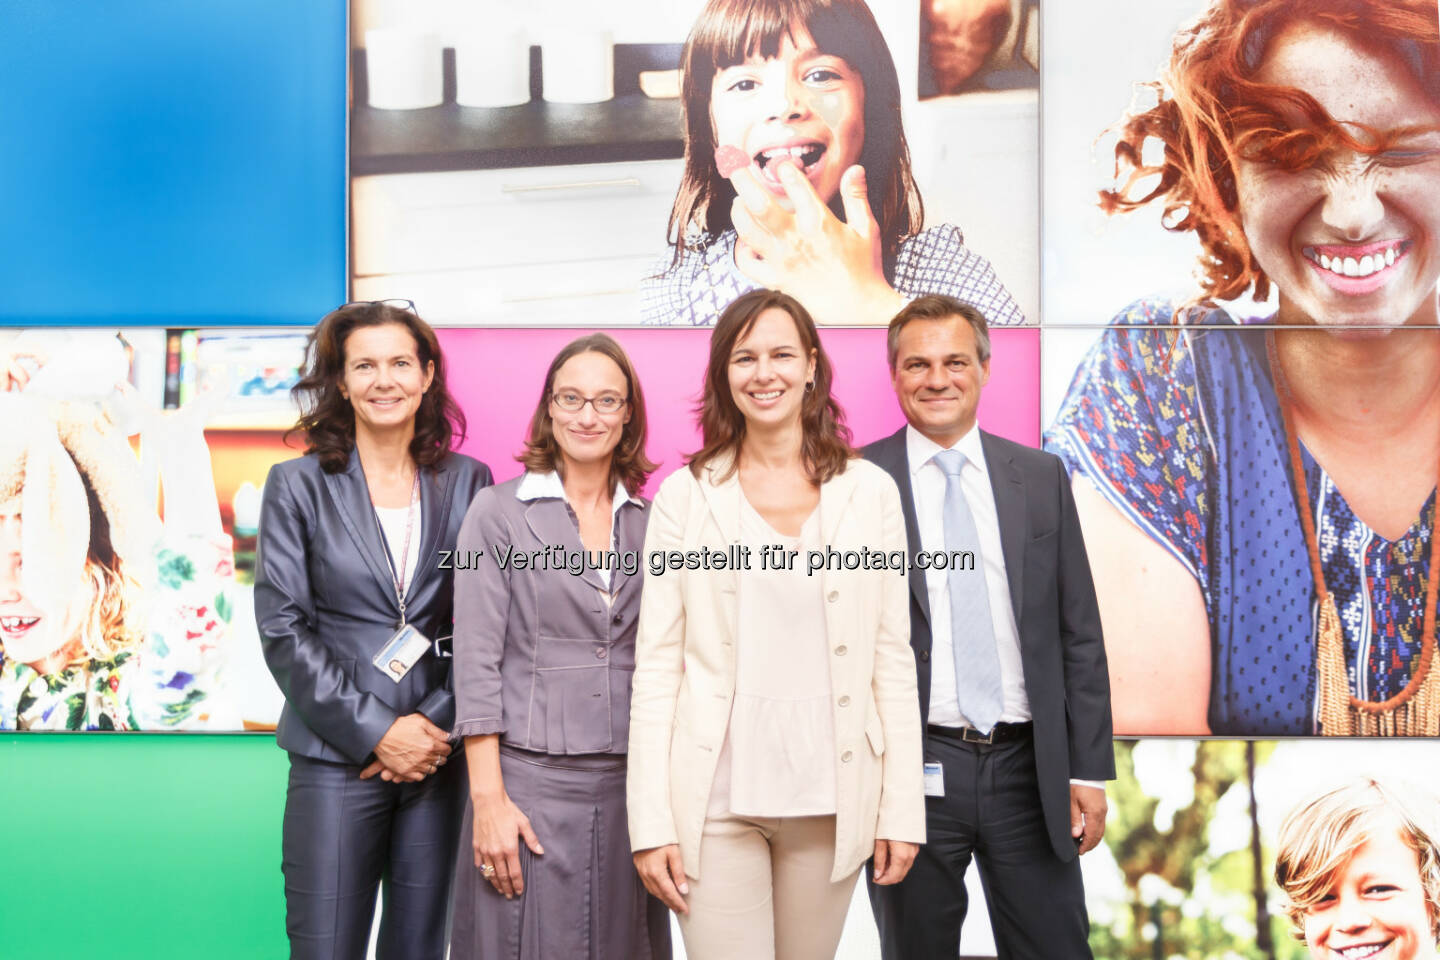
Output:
(518, 333), (657, 497)
(290, 301), (465, 474)
(886, 294), (992, 369)
(687, 289), (854, 484)
(1102, 0), (1440, 307)
(1275, 777), (1440, 943)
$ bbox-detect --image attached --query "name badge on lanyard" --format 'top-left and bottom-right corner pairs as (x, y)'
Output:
(370, 474), (429, 683)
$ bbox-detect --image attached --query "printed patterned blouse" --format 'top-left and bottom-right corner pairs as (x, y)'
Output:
(1043, 299), (1435, 735)
(0, 532), (234, 731)
(639, 224), (1027, 327)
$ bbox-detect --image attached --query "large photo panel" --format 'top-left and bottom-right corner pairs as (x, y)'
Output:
(1040, 0), (1440, 736)
(1087, 737), (1440, 959)
(348, 0), (1038, 328)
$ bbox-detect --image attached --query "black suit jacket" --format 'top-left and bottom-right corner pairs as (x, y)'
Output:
(254, 448), (492, 764)
(863, 426), (1113, 861)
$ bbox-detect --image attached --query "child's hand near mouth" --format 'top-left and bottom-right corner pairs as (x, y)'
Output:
(717, 149), (906, 327)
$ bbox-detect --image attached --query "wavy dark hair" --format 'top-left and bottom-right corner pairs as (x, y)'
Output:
(688, 289), (854, 484)
(1102, 0), (1440, 308)
(666, 0), (923, 280)
(288, 301), (465, 473)
(518, 333), (657, 497)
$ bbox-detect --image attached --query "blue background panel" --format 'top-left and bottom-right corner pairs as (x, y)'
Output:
(0, 0), (347, 326)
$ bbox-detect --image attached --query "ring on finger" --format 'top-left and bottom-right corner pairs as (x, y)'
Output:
(480, 862), (496, 878)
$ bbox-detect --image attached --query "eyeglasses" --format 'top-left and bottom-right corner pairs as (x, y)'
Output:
(336, 298), (417, 314)
(551, 391), (628, 414)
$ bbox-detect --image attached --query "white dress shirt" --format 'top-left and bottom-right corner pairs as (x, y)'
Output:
(906, 426), (1103, 791)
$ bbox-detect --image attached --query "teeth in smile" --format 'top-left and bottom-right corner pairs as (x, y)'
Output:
(1338, 945), (1383, 959)
(752, 390), (782, 401)
(1310, 242), (1404, 278)
(756, 145), (823, 169)
(0, 616), (39, 630)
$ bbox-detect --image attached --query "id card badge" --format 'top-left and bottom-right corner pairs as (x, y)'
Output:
(372, 623), (432, 683)
(923, 761), (945, 798)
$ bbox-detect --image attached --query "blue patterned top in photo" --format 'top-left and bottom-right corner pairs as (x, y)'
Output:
(639, 224), (1027, 327)
(1044, 299), (1435, 736)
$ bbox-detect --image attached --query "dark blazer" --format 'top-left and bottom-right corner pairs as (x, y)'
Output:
(451, 475), (649, 754)
(863, 426), (1114, 861)
(255, 448), (493, 764)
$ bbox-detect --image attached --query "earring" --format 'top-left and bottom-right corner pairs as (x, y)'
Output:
(805, 381), (815, 392)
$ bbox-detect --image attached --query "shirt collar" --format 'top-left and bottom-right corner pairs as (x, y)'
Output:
(906, 423), (987, 477)
(515, 470), (632, 516)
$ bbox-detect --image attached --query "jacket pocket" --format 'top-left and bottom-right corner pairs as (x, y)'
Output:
(865, 711), (886, 756)
(538, 665), (613, 753)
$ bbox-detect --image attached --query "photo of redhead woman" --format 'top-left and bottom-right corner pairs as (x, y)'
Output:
(1040, 0), (1440, 737)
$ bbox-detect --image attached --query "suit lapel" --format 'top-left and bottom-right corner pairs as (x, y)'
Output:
(609, 498), (647, 600)
(818, 461), (860, 547)
(322, 448), (403, 614)
(523, 497), (610, 594)
(871, 428), (931, 625)
(697, 459), (742, 546)
(406, 462), (454, 601)
(981, 431), (1026, 622)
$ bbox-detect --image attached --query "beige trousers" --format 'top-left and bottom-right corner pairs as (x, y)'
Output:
(677, 812), (859, 960)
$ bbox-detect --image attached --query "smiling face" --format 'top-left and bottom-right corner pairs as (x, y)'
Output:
(548, 351), (631, 472)
(0, 499), (72, 666)
(727, 306), (817, 432)
(891, 315), (989, 448)
(1304, 821), (1435, 960)
(338, 323), (434, 437)
(710, 25), (865, 203)
(1234, 24), (1440, 331)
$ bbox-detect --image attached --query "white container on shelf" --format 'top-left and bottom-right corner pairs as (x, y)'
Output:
(455, 27), (530, 107)
(539, 27), (614, 104)
(365, 28), (443, 110)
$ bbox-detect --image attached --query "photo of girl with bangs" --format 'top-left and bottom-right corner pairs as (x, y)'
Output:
(1042, 0), (1440, 737)
(641, 0), (1027, 328)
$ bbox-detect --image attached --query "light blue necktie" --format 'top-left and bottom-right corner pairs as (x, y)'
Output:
(932, 448), (1002, 733)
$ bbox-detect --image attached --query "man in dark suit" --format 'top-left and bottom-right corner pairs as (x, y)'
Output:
(864, 294), (1113, 959)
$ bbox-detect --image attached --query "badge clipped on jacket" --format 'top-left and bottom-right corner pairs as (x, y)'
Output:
(373, 623), (432, 683)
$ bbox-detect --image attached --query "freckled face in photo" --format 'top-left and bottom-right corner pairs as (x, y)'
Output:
(1234, 24), (1440, 331)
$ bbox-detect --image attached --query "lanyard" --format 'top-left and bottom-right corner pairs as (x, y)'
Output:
(371, 473), (420, 627)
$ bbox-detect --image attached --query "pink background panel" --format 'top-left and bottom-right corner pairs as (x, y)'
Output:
(439, 328), (1040, 495)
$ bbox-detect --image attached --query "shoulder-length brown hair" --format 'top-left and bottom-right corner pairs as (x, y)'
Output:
(666, 0), (923, 280)
(1102, 0), (1440, 309)
(687, 289), (854, 484)
(289, 301), (466, 473)
(518, 333), (657, 497)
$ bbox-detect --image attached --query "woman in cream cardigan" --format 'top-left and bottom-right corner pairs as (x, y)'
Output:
(627, 289), (925, 960)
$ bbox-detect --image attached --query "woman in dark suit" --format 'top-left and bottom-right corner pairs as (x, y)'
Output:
(449, 333), (670, 959)
(255, 299), (492, 960)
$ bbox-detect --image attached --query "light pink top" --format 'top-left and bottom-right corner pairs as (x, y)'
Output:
(709, 494), (837, 817)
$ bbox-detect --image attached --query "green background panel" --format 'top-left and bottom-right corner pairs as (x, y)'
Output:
(1, 734), (288, 959)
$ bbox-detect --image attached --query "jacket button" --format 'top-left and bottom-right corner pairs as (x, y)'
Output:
(919, 651), (930, 662)
(834, 645), (848, 656)
(827, 590), (839, 603)
(841, 750), (853, 763)
(595, 647), (608, 659)
(838, 695), (851, 707)
(612, 613), (623, 625)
